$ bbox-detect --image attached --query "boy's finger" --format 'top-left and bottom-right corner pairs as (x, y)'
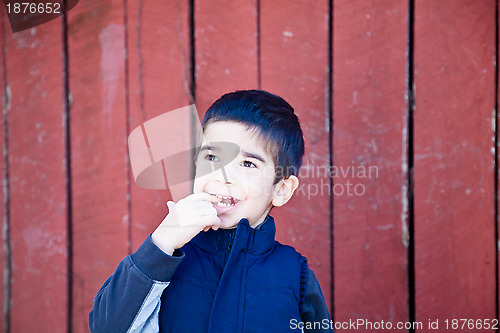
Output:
(184, 201), (219, 211)
(207, 216), (221, 231)
(185, 192), (222, 203)
(166, 201), (175, 211)
(197, 206), (218, 216)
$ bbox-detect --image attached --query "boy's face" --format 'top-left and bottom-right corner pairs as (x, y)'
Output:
(193, 121), (282, 229)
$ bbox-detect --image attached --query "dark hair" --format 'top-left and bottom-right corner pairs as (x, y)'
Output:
(201, 90), (305, 184)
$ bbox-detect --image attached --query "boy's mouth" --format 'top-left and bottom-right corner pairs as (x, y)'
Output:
(212, 194), (240, 207)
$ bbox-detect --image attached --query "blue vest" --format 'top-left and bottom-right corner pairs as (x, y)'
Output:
(159, 216), (306, 332)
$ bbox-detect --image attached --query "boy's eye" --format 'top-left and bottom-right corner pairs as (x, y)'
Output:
(205, 154), (219, 162)
(242, 160), (256, 168)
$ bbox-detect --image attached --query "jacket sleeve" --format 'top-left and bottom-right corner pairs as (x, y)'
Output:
(301, 268), (334, 332)
(89, 234), (184, 333)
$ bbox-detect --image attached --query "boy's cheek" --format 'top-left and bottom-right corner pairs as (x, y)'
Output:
(192, 177), (205, 193)
(246, 181), (274, 198)
(261, 165), (278, 180)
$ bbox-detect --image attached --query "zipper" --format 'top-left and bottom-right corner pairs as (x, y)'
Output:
(224, 229), (236, 264)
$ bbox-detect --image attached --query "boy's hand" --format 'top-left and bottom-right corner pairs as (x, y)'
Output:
(151, 193), (222, 255)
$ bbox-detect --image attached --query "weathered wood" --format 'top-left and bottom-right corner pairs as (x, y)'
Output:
(194, 0), (259, 114)
(4, 17), (68, 332)
(0, 1), (498, 330)
(260, 0), (332, 310)
(414, 0), (496, 328)
(126, 0), (192, 252)
(333, 0), (409, 325)
(67, 1), (129, 331)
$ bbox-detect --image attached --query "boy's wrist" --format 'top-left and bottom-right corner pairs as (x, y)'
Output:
(131, 234), (185, 282)
(151, 232), (175, 256)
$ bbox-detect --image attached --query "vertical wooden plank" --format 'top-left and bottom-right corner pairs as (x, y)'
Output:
(260, 0), (332, 310)
(195, 0), (258, 114)
(333, 0), (409, 325)
(414, 0), (497, 327)
(4, 18), (68, 332)
(126, 0), (192, 251)
(0, 11), (6, 333)
(67, 1), (128, 331)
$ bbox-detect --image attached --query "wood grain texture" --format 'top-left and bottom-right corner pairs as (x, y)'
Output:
(0, 1), (498, 330)
(414, 0), (496, 327)
(126, 0), (192, 252)
(333, 0), (409, 325)
(260, 0), (332, 310)
(67, 1), (129, 331)
(4, 18), (68, 332)
(194, 0), (259, 114)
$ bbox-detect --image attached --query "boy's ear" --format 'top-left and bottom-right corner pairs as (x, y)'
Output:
(272, 175), (299, 207)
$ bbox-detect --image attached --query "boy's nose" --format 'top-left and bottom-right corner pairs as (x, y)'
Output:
(214, 164), (236, 185)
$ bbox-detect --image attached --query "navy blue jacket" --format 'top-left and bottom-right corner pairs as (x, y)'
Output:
(89, 216), (333, 332)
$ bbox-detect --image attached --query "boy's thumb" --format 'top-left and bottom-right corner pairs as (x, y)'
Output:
(166, 201), (175, 211)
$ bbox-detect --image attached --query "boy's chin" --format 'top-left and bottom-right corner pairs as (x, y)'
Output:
(216, 213), (267, 229)
(217, 216), (240, 229)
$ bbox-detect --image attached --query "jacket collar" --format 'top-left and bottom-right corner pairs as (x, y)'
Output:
(192, 215), (276, 256)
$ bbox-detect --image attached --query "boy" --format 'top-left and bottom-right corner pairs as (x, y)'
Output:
(89, 90), (333, 332)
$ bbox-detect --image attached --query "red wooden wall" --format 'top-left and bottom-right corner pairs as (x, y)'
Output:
(0, 0), (498, 332)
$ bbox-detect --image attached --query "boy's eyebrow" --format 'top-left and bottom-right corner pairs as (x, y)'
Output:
(200, 144), (266, 163)
(199, 145), (220, 152)
(241, 149), (267, 164)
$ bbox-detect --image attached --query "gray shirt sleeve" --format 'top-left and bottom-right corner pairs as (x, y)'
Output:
(89, 234), (184, 333)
